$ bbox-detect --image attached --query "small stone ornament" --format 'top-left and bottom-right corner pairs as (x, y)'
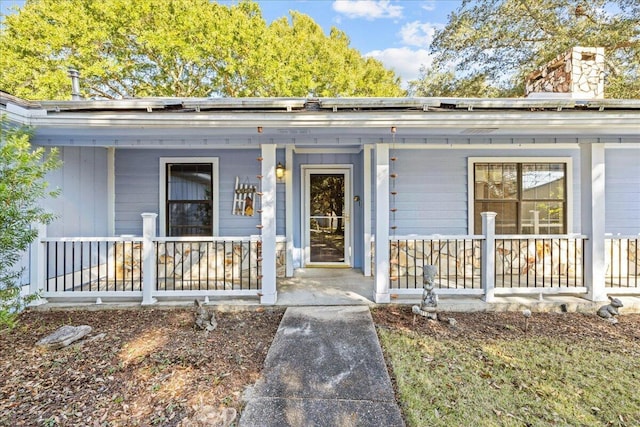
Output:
(194, 299), (217, 331)
(412, 265), (438, 320)
(36, 325), (93, 349)
(597, 296), (623, 324)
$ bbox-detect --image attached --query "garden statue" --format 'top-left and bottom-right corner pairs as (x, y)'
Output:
(412, 265), (438, 320)
(194, 299), (217, 331)
(597, 296), (623, 324)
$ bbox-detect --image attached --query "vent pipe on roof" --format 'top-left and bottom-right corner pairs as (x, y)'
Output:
(68, 68), (82, 101)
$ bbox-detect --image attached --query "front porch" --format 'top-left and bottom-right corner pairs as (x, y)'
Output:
(29, 216), (640, 306)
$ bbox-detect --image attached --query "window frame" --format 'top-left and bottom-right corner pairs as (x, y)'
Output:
(467, 157), (573, 235)
(159, 157), (219, 237)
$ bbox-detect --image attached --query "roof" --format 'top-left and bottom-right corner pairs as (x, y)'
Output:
(3, 91), (640, 113)
(2, 91), (639, 147)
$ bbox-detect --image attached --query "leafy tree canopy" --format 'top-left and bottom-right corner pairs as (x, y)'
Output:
(0, 0), (404, 100)
(410, 0), (639, 98)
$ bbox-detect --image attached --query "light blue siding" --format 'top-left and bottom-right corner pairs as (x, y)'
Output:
(44, 146), (109, 237)
(388, 148), (582, 235)
(606, 148), (640, 234)
(114, 148), (284, 237)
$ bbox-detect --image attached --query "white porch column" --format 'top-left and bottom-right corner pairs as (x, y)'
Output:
(260, 144), (278, 304)
(581, 143), (607, 302)
(285, 145), (294, 277)
(141, 213), (157, 306)
(481, 212), (497, 303)
(29, 223), (48, 305)
(374, 143), (390, 303)
(363, 145), (373, 276)
(107, 147), (115, 236)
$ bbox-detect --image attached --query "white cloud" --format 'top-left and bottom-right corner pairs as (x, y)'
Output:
(399, 21), (443, 48)
(332, 0), (403, 20)
(366, 47), (434, 84)
(421, 1), (437, 12)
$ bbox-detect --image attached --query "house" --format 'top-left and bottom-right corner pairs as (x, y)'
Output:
(2, 47), (639, 306)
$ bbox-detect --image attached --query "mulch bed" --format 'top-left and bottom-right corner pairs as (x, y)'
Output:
(371, 305), (640, 347)
(0, 307), (284, 426)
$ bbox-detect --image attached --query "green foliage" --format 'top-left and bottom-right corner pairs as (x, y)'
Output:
(408, 69), (512, 98)
(410, 0), (639, 98)
(0, 116), (60, 329)
(0, 0), (404, 100)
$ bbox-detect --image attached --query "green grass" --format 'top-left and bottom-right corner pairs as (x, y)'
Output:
(378, 329), (640, 426)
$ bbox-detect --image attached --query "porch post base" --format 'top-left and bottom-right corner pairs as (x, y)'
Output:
(483, 291), (495, 303)
(141, 297), (157, 306)
(374, 292), (390, 304)
(260, 292), (277, 305)
(587, 290), (609, 303)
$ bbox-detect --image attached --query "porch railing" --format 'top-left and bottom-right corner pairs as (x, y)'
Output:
(494, 236), (585, 289)
(42, 237), (144, 295)
(389, 236), (483, 290)
(386, 234), (588, 296)
(605, 236), (640, 291)
(40, 235), (264, 300)
(155, 237), (261, 292)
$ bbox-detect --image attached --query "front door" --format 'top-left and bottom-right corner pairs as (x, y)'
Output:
(303, 166), (352, 267)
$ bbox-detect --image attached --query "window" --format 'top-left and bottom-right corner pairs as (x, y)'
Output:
(473, 161), (567, 234)
(160, 158), (218, 237)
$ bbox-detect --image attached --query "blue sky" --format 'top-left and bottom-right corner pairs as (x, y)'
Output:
(0, 0), (462, 85)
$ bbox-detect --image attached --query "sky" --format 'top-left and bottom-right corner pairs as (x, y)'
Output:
(0, 0), (463, 86)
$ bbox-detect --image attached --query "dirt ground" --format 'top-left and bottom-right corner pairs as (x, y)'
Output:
(370, 306), (640, 345)
(1, 306), (639, 426)
(0, 307), (284, 426)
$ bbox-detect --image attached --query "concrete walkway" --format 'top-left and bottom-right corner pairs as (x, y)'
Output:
(239, 306), (404, 426)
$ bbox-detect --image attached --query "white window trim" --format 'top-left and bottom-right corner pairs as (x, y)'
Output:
(159, 157), (219, 237)
(467, 157), (573, 234)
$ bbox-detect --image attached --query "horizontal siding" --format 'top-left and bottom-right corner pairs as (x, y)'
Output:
(115, 148), (283, 237)
(389, 148), (582, 235)
(606, 149), (640, 234)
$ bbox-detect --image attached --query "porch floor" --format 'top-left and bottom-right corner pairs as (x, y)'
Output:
(276, 268), (375, 306)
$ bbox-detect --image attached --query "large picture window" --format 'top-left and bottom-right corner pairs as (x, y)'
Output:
(473, 161), (567, 235)
(160, 158), (218, 237)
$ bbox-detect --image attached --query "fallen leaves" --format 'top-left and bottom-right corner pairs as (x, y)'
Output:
(0, 307), (283, 426)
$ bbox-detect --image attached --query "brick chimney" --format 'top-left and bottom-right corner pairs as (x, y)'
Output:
(525, 47), (605, 99)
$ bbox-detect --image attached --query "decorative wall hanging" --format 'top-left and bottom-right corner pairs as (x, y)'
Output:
(233, 176), (257, 216)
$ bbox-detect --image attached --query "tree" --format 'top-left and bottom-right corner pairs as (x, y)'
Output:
(410, 0), (639, 98)
(408, 69), (507, 98)
(0, 117), (60, 328)
(0, 0), (404, 100)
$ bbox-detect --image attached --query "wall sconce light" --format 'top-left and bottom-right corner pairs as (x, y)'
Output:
(276, 162), (285, 182)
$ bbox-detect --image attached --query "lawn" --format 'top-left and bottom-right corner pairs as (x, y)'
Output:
(372, 308), (640, 427)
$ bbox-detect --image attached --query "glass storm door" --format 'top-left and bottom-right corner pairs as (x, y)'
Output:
(304, 168), (351, 266)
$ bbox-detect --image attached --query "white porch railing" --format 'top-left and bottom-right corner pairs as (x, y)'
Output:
(384, 234), (588, 297)
(39, 236), (264, 301)
(154, 236), (262, 297)
(605, 236), (640, 294)
(41, 236), (144, 299)
(37, 230), (289, 303)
